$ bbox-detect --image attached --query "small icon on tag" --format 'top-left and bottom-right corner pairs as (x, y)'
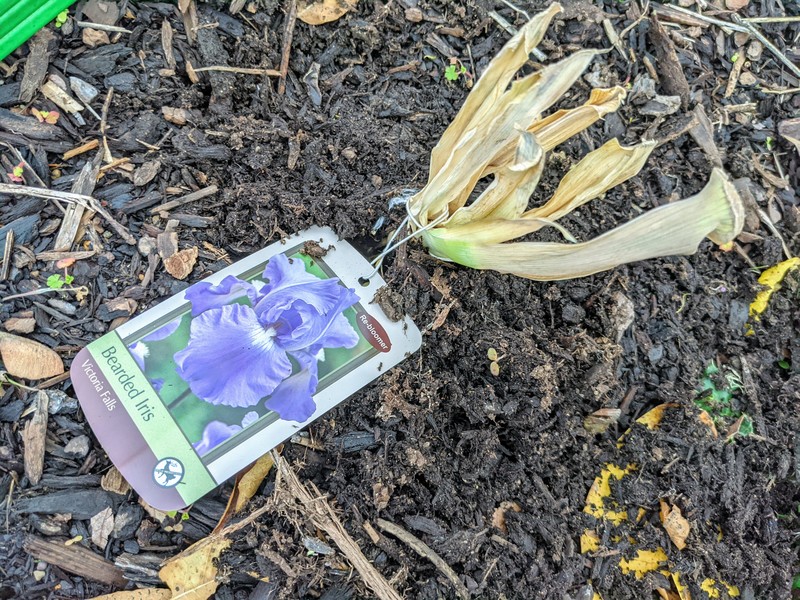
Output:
(153, 458), (184, 488)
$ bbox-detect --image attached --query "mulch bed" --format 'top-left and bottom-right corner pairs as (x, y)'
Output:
(1, 0), (799, 599)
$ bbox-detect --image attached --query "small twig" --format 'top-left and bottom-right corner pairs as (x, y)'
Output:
(653, 4), (748, 33)
(0, 184), (136, 245)
(731, 15), (800, 80)
(743, 16), (800, 24)
(75, 21), (133, 34)
(760, 86), (800, 94)
(100, 87), (114, 164)
(278, 0), (298, 95)
(1, 229), (13, 281)
(1, 286), (89, 303)
(376, 518), (471, 600)
(193, 65), (281, 76)
(149, 185), (219, 214)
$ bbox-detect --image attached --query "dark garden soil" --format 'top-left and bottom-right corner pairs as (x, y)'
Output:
(1, 0), (799, 599)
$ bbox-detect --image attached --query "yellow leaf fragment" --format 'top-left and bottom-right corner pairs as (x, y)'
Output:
(701, 578), (740, 598)
(618, 548), (668, 579)
(234, 453), (274, 513)
(658, 500), (690, 550)
(581, 529), (600, 553)
(584, 463), (635, 525)
(297, 0), (357, 25)
(748, 257), (800, 319)
(672, 572), (691, 600)
(159, 536), (231, 600)
(635, 403), (678, 430)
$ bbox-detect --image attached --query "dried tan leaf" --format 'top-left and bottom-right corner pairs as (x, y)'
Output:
(491, 501), (521, 533)
(778, 118), (800, 155)
(0, 332), (64, 379)
(88, 590), (172, 600)
(297, 0), (357, 25)
(159, 536), (231, 600)
(90, 507), (115, 549)
(422, 168), (744, 280)
(659, 500), (690, 550)
(164, 247), (198, 280)
(234, 454), (274, 513)
(23, 391), (49, 485)
(4, 317), (36, 334)
(101, 466), (132, 495)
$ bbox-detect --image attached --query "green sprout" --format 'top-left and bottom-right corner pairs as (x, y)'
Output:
(778, 359), (790, 370)
(444, 60), (468, 82)
(46, 273), (74, 289)
(54, 9), (69, 28)
(793, 573), (800, 590)
(766, 136), (775, 151)
(730, 52), (740, 63)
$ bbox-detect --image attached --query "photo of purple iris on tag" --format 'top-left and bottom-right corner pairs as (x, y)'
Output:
(125, 252), (373, 458)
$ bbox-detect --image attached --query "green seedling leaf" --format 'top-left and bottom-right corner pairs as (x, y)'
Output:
(47, 274), (66, 289)
(778, 360), (790, 370)
(444, 64), (460, 81)
(731, 52), (740, 63)
(55, 9), (69, 27)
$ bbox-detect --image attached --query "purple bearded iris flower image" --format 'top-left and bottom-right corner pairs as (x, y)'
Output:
(128, 319), (181, 392)
(174, 253), (360, 431)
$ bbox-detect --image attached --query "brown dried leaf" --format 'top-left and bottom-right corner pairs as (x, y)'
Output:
(658, 500), (690, 550)
(22, 391), (49, 485)
(725, 0), (749, 9)
(0, 332), (64, 379)
(164, 247), (198, 280)
(159, 536), (231, 600)
(134, 160), (162, 187)
(297, 0), (357, 25)
(82, 28), (110, 48)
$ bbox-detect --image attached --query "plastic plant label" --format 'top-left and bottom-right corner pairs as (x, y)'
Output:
(71, 227), (421, 510)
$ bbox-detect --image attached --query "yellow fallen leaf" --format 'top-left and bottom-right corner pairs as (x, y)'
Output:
(659, 500), (690, 550)
(234, 453), (274, 513)
(159, 536), (231, 600)
(672, 572), (691, 600)
(297, 0), (357, 25)
(89, 590), (172, 599)
(698, 411), (719, 438)
(749, 257), (800, 319)
(584, 463), (635, 525)
(619, 548), (668, 579)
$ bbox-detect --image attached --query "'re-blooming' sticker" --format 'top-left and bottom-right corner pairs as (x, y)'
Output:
(70, 227), (421, 510)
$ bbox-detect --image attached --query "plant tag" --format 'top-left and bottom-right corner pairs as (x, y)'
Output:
(71, 227), (421, 510)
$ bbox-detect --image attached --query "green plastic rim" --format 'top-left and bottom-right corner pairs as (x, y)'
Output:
(0, 0), (78, 62)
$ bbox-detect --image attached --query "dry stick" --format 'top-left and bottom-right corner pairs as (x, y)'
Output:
(376, 518), (471, 600)
(743, 16), (800, 24)
(99, 88), (114, 164)
(75, 21), (132, 34)
(278, 0), (298, 95)
(271, 452), (403, 600)
(731, 14), (800, 81)
(149, 185), (219, 214)
(1, 229), (13, 281)
(193, 66), (281, 76)
(0, 184), (136, 245)
(2, 143), (65, 214)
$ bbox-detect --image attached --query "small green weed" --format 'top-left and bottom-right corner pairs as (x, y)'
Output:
(694, 362), (753, 439)
(444, 58), (470, 84)
(54, 9), (69, 28)
(46, 273), (74, 289)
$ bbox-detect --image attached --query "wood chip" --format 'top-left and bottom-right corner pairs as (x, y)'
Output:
(133, 160), (162, 187)
(24, 535), (127, 587)
(4, 317), (36, 334)
(41, 80), (84, 114)
(648, 15), (690, 108)
(22, 391), (49, 485)
(161, 21), (177, 70)
(63, 139), (100, 160)
(491, 500), (522, 533)
(20, 29), (55, 103)
(0, 332), (64, 379)
(164, 247), (198, 280)
(778, 118), (800, 155)
(82, 28), (110, 47)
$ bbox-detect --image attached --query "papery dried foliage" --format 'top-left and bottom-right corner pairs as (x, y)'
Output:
(407, 3), (744, 281)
